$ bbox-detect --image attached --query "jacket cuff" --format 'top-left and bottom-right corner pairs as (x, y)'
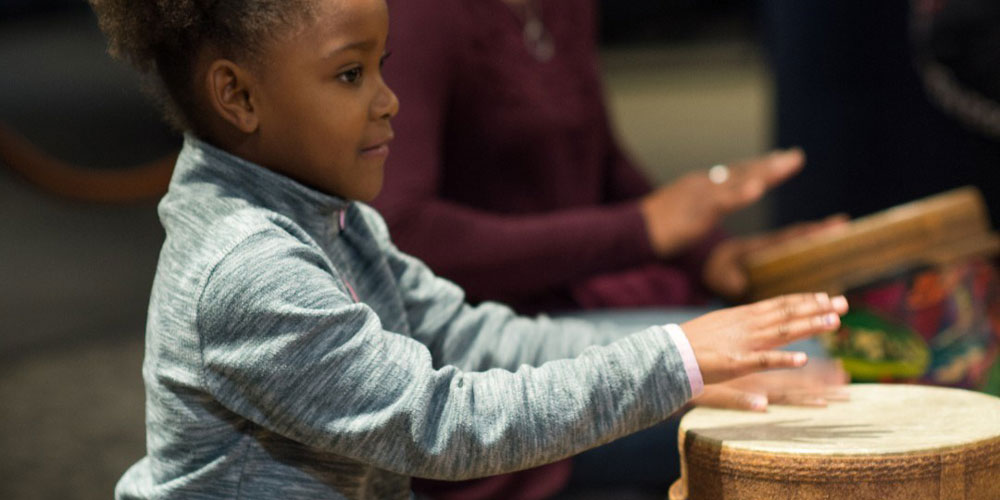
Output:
(662, 323), (704, 397)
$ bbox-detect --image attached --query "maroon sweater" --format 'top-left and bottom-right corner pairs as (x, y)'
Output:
(375, 0), (717, 314)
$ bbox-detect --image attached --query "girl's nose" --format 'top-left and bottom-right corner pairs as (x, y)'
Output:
(373, 80), (399, 121)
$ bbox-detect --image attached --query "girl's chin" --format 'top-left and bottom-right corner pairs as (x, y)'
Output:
(350, 174), (385, 203)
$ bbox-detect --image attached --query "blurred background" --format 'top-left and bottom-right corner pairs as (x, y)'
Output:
(1, 0), (997, 498)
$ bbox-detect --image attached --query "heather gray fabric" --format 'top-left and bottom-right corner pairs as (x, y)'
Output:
(115, 135), (694, 500)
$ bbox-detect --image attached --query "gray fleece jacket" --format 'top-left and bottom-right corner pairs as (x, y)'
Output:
(115, 135), (696, 500)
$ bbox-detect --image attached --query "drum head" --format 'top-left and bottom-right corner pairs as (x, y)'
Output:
(681, 384), (1000, 456)
(674, 384), (1000, 500)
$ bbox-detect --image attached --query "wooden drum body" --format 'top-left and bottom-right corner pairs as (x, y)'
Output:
(669, 384), (1000, 500)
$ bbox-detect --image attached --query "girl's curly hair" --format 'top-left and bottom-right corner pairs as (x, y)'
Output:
(88, 0), (315, 131)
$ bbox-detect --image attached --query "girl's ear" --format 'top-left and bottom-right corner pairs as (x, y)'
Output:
(205, 59), (260, 134)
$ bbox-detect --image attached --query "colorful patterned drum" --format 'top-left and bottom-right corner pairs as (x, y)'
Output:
(746, 188), (1000, 395)
(825, 258), (1000, 394)
(669, 384), (1000, 500)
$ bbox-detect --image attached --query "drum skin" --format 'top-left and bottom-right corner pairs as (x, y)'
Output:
(669, 385), (1000, 500)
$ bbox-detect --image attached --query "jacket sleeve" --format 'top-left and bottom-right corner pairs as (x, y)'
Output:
(359, 205), (631, 371)
(196, 230), (694, 481)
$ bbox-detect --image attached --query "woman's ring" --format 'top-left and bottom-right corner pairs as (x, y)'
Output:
(708, 164), (730, 184)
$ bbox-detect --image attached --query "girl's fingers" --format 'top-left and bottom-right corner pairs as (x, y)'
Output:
(821, 387), (852, 401)
(754, 293), (831, 319)
(810, 358), (851, 385)
(687, 292), (850, 385)
(753, 293), (848, 327)
(751, 293), (822, 318)
(748, 350), (808, 371)
(753, 311), (842, 348)
(693, 385), (768, 412)
(701, 350), (808, 383)
(767, 389), (829, 407)
(832, 295), (849, 314)
(714, 365), (851, 408)
(748, 293), (842, 349)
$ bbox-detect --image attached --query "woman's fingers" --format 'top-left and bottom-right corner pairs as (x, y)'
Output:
(730, 149), (805, 189)
(756, 148), (805, 187)
(707, 149), (805, 215)
(713, 176), (766, 213)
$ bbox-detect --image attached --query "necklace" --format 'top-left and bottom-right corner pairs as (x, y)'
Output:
(518, 1), (555, 62)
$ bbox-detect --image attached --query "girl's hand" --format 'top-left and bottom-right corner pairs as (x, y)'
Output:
(691, 359), (850, 412)
(681, 292), (848, 385)
(639, 148), (804, 258)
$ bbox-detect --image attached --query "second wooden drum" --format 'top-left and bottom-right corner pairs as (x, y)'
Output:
(669, 384), (1000, 500)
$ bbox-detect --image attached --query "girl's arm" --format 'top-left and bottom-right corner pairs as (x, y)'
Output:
(363, 203), (639, 371)
(197, 230), (695, 480)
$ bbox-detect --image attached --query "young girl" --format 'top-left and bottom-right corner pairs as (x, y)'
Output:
(90, 0), (848, 498)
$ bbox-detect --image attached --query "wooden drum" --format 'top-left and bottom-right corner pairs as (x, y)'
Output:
(745, 187), (1000, 395)
(669, 384), (1000, 500)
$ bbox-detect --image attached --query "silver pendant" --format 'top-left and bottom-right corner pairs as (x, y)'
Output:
(523, 17), (555, 62)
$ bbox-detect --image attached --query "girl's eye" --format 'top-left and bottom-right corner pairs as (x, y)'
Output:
(338, 67), (363, 84)
(380, 51), (392, 68)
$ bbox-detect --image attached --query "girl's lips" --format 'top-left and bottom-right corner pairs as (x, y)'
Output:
(360, 144), (390, 158)
(361, 133), (393, 158)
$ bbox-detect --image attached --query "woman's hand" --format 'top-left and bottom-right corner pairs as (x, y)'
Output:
(681, 292), (849, 385)
(691, 359), (850, 412)
(639, 148), (804, 258)
(702, 214), (850, 300)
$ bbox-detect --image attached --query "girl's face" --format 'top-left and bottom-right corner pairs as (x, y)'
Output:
(250, 0), (398, 201)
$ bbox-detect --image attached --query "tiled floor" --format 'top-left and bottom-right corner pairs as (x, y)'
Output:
(0, 8), (772, 499)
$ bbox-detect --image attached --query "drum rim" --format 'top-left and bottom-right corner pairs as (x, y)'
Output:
(681, 434), (1000, 482)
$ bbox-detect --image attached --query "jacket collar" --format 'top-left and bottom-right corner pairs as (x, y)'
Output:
(173, 134), (352, 227)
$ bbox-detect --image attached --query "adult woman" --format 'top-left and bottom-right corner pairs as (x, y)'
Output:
(376, 1), (841, 498)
